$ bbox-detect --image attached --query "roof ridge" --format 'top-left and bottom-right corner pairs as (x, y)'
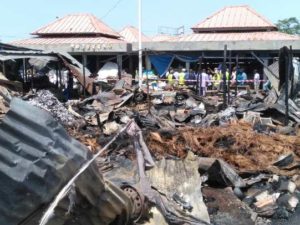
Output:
(244, 5), (275, 27)
(31, 15), (66, 35)
(192, 6), (227, 29)
(31, 13), (121, 38)
(191, 5), (277, 31)
(89, 14), (120, 37)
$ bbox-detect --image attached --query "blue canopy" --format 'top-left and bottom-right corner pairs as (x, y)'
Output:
(175, 55), (200, 63)
(149, 54), (174, 77)
(149, 54), (201, 77)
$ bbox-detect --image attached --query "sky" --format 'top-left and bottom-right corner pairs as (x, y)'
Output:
(0, 0), (299, 42)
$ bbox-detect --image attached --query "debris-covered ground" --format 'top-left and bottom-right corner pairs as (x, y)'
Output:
(0, 62), (300, 225)
(146, 122), (300, 175)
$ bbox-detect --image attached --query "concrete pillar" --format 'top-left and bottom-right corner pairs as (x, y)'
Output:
(145, 54), (151, 70)
(262, 58), (268, 81)
(82, 54), (87, 97)
(96, 55), (100, 72)
(117, 54), (123, 79)
(185, 62), (190, 71)
(129, 55), (133, 76)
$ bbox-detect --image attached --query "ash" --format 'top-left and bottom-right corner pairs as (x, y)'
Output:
(27, 90), (76, 126)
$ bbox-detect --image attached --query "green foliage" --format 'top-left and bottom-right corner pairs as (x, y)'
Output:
(276, 17), (300, 35)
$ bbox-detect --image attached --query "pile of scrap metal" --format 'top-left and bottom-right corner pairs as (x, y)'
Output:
(0, 87), (211, 225)
(238, 47), (300, 125)
(0, 84), (299, 225)
(0, 45), (300, 225)
(0, 42), (95, 95)
(0, 95), (132, 225)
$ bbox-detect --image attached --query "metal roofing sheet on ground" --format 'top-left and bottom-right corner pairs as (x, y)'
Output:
(0, 98), (90, 225)
(170, 31), (300, 42)
(0, 98), (132, 225)
(119, 26), (151, 42)
(32, 13), (120, 38)
(192, 5), (276, 32)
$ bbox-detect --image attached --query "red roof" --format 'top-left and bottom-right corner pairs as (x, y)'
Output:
(119, 26), (151, 42)
(11, 37), (125, 46)
(170, 32), (300, 42)
(32, 13), (120, 38)
(192, 5), (277, 32)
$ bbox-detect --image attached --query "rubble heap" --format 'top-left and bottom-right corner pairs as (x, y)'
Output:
(0, 57), (299, 225)
(146, 121), (300, 175)
(27, 90), (77, 126)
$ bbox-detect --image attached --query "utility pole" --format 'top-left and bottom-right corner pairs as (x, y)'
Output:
(138, 0), (143, 87)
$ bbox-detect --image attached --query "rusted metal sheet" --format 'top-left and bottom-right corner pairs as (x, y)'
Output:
(58, 54), (94, 95)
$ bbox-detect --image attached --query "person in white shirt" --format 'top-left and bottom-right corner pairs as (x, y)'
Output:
(253, 69), (260, 91)
(231, 67), (236, 86)
(173, 69), (179, 80)
(199, 69), (208, 96)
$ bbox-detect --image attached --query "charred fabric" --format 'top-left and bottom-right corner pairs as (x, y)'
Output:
(0, 47), (300, 225)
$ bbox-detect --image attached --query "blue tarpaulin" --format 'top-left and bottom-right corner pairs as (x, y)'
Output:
(175, 55), (200, 63)
(149, 54), (174, 77)
(149, 54), (201, 77)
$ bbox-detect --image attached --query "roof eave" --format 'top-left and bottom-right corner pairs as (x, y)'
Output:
(191, 26), (278, 33)
(30, 32), (121, 39)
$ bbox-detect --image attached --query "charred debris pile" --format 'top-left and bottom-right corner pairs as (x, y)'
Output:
(0, 50), (300, 225)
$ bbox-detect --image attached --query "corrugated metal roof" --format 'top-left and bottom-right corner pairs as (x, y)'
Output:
(32, 13), (120, 38)
(11, 36), (125, 45)
(0, 97), (90, 225)
(192, 5), (277, 32)
(119, 26), (151, 42)
(0, 97), (132, 225)
(170, 31), (300, 42)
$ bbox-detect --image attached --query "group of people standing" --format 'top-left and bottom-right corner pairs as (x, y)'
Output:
(166, 67), (262, 96)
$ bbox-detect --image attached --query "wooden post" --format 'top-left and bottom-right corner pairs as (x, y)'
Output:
(222, 45), (227, 109)
(58, 62), (62, 90)
(129, 55), (133, 76)
(285, 46), (292, 125)
(145, 51), (150, 113)
(23, 58), (26, 83)
(235, 54), (239, 96)
(82, 54), (87, 97)
(55, 64), (59, 88)
(197, 57), (203, 96)
(117, 54), (122, 80)
(31, 67), (34, 90)
(96, 55), (100, 72)
(228, 50), (232, 104)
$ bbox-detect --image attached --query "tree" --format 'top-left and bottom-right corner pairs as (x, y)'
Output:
(276, 17), (300, 35)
